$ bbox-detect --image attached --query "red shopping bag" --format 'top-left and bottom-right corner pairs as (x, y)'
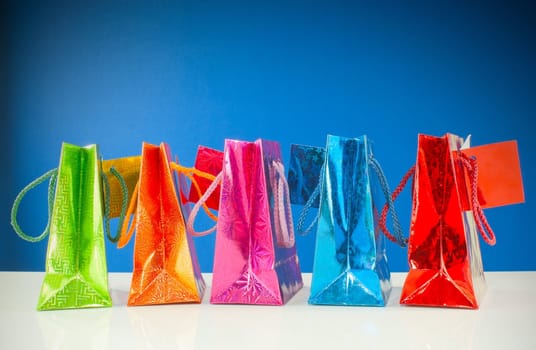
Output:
(386, 134), (524, 309)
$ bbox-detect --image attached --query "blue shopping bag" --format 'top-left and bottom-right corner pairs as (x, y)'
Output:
(288, 134), (406, 306)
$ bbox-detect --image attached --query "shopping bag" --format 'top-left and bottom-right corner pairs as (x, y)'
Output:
(117, 142), (206, 306)
(11, 143), (125, 310)
(288, 134), (406, 306)
(188, 139), (303, 305)
(392, 133), (524, 309)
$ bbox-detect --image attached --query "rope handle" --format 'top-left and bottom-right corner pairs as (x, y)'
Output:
(380, 152), (497, 247)
(170, 163), (218, 221)
(296, 155), (408, 246)
(458, 152), (496, 246)
(11, 169), (58, 243)
(101, 167), (129, 243)
(186, 171), (223, 237)
(269, 160), (295, 248)
(117, 181), (139, 248)
(117, 163), (221, 246)
(296, 179), (321, 236)
(378, 165), (415, 246)
(369, 156), (408, 247)
(12, 166), (130, 244)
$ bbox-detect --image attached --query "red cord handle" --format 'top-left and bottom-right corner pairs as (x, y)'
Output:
(379, 165), (415, 244)
(459, 152), (496, 246)
(380, 153), (496, 246)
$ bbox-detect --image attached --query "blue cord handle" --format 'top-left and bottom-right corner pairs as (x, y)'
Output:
(11, 169), (58, 243)
(296, 164), (324, 235)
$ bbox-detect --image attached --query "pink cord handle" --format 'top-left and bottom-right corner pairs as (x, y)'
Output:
(186, 171), (223, 237)
(269, 160), (295, 248)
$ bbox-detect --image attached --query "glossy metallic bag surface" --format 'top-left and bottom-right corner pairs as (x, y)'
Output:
(398, 134), (524, 309)
(289, 135), (402, 306)
(11, 143), (112, 310)
(209, 139), (303, 305)
(118, 142), (205, 306)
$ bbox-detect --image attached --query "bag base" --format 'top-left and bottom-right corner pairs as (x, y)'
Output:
(127, 269), (203, 306)
(309, 269), (390, 306)
(400, 267), (480, 309)
(37, 273), (112, 311)
(210, 268), (284, 305)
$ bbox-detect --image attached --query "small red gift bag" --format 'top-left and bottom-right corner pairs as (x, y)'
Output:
(388, 134), (524, 309)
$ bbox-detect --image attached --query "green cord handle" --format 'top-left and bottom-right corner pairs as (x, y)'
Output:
(102, 167), (129, 243)
(11, 169), (58, 243)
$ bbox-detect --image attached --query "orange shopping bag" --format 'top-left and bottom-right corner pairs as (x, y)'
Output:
(117, 142), (213, 306)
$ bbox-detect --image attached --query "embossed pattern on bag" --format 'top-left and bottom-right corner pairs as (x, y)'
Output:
(39, 143), (112, 310)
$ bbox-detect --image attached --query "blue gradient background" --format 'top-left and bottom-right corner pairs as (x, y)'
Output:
(1, 0), (534, 272)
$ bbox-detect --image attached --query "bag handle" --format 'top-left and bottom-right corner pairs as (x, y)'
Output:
(295, 171), (322, 236)
(187, 160), (295, 242)
(269, 160), (295, 248)
(458, 152), (496, 245)
(186, 171), (223, 237)
(11, 169), (58, 242)
(368, 155), (408, 247)
(117, 181), (139, 248)
(382, 153), (496, 247)
(101, 167), (129, 243)
(11, 166), (128, 244)
(117, 163), (220, 247)
(296, 155), (407, 248)
(378, 165), (414, 246)
(170, 163), (219, 221)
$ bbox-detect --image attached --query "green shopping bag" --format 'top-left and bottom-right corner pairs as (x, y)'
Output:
(11, 143), (127, 310)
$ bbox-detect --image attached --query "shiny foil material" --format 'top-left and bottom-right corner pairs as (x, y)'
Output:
(188, 146), (224, 210)
(125, 142), (205, 306)
(211, 139), (303, 305)
(102, 155), (141, 218)
(460, 140), (525, 209)
(400, 134), (485, 309)
(38, 143), (112, 310)
(290, 135), (391, 306)
(288, 144), (325, 208)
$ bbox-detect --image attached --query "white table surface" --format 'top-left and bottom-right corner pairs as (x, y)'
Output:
(1, 272), (535, 350)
